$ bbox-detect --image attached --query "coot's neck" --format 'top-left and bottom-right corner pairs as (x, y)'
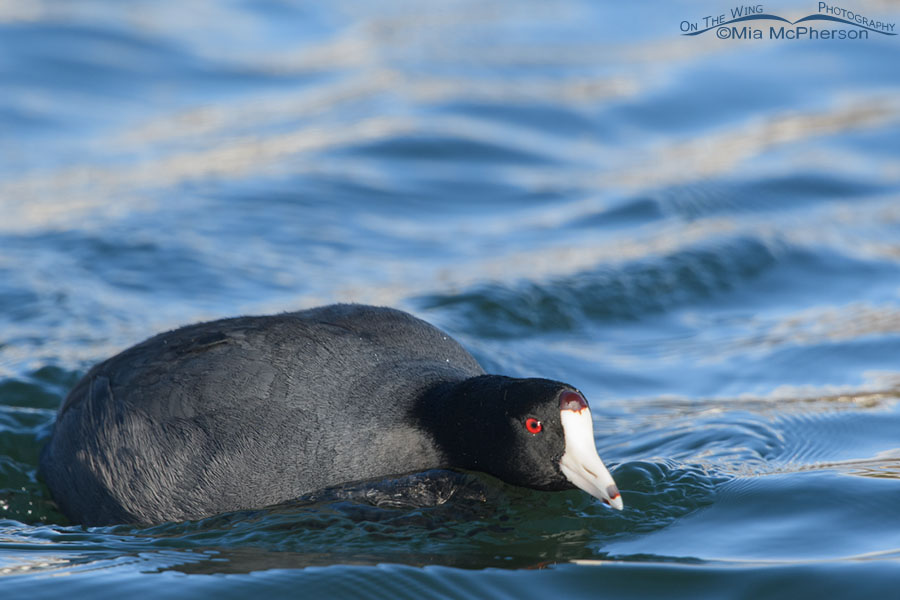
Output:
(415, 374), (514, 472)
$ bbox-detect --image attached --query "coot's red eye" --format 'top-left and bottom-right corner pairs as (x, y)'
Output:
(525, 418), (542, 434)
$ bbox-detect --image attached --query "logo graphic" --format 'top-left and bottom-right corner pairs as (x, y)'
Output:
(680, 3), (896, 40)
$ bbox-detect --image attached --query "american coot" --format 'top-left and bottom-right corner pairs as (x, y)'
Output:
(40, 304), (622, 526)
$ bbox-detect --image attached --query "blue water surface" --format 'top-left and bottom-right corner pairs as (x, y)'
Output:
(2, 0), (900, 597)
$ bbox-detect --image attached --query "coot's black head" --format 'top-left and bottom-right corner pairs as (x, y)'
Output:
(424, 375), (623, 509)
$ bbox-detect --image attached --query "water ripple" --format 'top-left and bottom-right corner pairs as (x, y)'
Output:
(420, 235), (778, 337)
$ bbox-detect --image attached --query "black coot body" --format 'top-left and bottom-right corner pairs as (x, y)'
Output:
(40, 304), (621, 525)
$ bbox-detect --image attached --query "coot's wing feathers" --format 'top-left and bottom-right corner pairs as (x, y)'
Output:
(43, 320), (291, 524)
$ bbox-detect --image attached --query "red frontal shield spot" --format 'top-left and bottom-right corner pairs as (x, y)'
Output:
(559, 390), (588, 413)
